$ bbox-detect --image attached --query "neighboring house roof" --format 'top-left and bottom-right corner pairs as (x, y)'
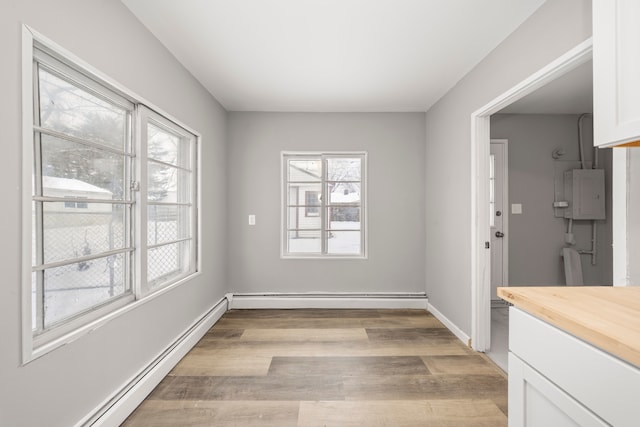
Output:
(43, 176), (112, 195)
(289, 163), (321, 180)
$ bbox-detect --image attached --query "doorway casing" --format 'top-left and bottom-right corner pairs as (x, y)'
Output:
(470, 38), (593, 352)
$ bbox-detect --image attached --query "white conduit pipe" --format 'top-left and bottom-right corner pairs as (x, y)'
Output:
(592, 120), (598, 266)
(577, 113), (597, 265)
(578, 113), (589, 170)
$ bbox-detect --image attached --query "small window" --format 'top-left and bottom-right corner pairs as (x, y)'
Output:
(305, 191), (320, 216)
(282, 152), (366, 258)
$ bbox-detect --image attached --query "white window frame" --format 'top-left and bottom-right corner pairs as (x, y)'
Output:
(138, 106), (198, 296)
(281, 151), (368, 259)
(21, 26), (201, 363)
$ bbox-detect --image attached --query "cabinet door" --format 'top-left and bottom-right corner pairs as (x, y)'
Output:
(509, 308), (640, 426)
(593, 0), (640, 147)
(508, 353), (609, 427)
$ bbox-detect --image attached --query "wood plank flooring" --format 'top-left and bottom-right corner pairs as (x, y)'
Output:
(123, 309), (507, 426)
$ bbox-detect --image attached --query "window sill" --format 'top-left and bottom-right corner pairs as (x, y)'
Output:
(23, 271), (201, 365)
(280, 255), (368, 260)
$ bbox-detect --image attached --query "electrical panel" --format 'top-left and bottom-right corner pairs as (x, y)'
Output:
(563, 169), (606, 220)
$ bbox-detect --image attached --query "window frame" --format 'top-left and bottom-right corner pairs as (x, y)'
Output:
(21, 26), (201, 363)
(281, 151), (368, 259)
(138, 106), (198, 295)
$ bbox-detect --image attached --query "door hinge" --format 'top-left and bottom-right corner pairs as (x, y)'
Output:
(485, 241), (490, 249)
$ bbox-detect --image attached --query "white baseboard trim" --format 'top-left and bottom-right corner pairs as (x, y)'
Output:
(427, 302), (471, 347)
(229, 293), (428, 310)
(79, 296), (229, 427)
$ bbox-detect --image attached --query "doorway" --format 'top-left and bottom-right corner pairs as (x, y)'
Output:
(470, 39), (593, 353)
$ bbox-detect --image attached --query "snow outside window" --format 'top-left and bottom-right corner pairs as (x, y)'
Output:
(25, 37), (199, 359)
(30, 49), (135, 339)
(141, 108), (197, 295)
(283, 152), (367, 258)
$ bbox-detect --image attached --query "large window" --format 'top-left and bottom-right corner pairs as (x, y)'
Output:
(24, 35), (199, 359)
(283, 152), (366, 258)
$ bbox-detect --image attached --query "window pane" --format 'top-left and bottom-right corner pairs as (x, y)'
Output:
(328, 207), (361, 230)
(489, 155), (495, 227)
(327, 157), (361, 181)
(489, 202), (495, 228)
(288, 160), (321, 182)
(327, 231), (361, 255)
(287, 230), (321, 254)
(42, 202), (126, 264)
(148, 162), (190, 202)
(38, 68), (128, 150)
(288, 206), (321, 231)
(148, 123), (181, 167)
(32, 273), (37, 331)
(328, 182), (361, 204)
(43, 253), (128, 327)
(147, 241), (190, 286)
(41, 134), (125, 199)
(32, 202), (37, 267)
(288, 206), (317, 230)
(489, 154), (495, 179)
(489, 180), (495, 203)
(148, 205), (190, 245)
(288, 183), (321, 206)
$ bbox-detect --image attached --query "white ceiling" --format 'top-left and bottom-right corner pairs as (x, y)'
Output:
(499, 60), (593, 114)
(121, 0), (546, 112)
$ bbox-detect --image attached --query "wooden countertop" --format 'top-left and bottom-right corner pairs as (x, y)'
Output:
(497, 286), (640, 368)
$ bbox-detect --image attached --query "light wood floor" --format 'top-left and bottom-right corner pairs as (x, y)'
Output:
(123, 309), (507, 426)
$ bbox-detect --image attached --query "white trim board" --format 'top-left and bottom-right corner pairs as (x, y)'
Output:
(612, 148), (629, 286)
(229, 293), (429, 310)
(427, 303), (471, 347)
(77, 297), (229, 427)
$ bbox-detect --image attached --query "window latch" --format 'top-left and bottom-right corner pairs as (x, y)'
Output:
(130, 181), (140, 192)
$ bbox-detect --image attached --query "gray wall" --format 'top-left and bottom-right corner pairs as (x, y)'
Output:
(424, 0), (592, 336)
(227, 112), (426, 294)
(491, 114), (613, 286)
(0, 1), (228, 425)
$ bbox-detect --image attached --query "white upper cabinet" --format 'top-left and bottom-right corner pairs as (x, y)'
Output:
(593, 0), (640, 147)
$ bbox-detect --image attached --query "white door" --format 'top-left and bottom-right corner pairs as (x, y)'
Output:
(490, 141), (507, 300)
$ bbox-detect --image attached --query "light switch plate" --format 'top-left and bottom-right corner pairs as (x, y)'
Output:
(511, 204), (522, 215)
(248, 214), (256, 225)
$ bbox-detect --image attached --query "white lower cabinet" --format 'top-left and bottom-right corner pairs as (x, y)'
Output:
(509, 353), (608, 426)
(507, 308), (640, 427)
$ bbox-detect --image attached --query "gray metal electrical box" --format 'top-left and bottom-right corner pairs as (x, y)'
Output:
(563, 169), (606, 220)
